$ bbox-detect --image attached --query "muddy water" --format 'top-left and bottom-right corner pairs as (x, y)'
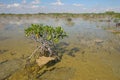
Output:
(0, 15), (120, 80)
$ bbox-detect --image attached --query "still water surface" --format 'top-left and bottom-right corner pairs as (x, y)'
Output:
(0, 15), (120, 80)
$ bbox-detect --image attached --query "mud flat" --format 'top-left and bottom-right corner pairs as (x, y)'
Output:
(0, 14), (120, 80)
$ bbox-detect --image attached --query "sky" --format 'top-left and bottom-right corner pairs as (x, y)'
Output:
(0, 0), (120, 14)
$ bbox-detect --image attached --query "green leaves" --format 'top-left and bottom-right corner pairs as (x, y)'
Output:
(24, 24), (67, 43)
(53, 38), (59, 43)
(47, 35), (52, 40)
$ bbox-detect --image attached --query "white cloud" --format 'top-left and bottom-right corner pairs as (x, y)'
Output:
(105, 8), (115, 12)
(32, 0), (40, 4)
(73, 3), (83, 7)
(7, 3), (20, 8)
(31, 5), (39, 8)
(51, 0), (64, 6)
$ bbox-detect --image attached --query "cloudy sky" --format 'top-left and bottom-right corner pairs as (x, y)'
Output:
(0, 0), (120, 14)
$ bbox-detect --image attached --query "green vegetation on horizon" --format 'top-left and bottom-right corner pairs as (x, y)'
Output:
(1, 11), (120, 19)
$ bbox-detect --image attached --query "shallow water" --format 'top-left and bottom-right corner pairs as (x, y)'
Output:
(0, 15), (120, 80)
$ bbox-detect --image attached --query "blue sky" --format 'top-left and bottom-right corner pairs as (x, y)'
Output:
(0, 0), (120, 13)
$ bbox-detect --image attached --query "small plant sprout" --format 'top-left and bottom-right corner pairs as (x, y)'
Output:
(25, 24), (67, 60)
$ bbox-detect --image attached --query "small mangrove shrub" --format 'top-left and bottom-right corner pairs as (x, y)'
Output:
(25, 24), (67, 60)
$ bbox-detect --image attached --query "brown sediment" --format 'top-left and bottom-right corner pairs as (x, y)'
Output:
(0, 59), (23, 80)
(8, 52), (120, 80)
(36, 56), (55, 67)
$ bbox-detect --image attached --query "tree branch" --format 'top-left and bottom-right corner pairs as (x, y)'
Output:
(28, 45), (41, 59)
